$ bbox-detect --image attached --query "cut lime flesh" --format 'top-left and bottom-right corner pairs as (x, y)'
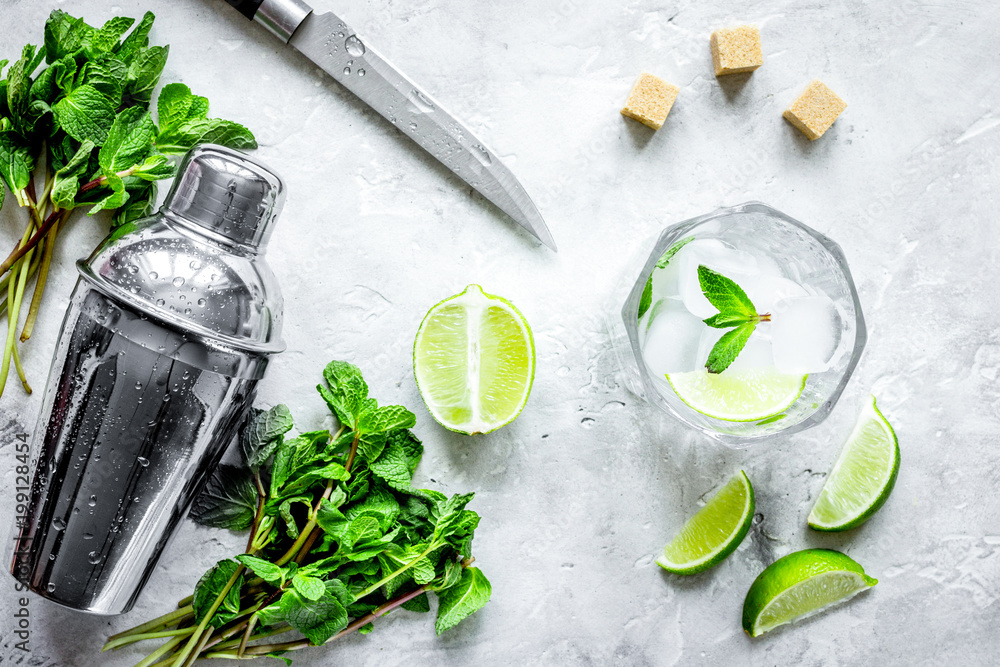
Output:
(665, 368), (807, 422)
(655, 471), (754, 575)
(413, 285), (534, 435)
(743, 549), (877, 637)
(809, 396), (899, 531)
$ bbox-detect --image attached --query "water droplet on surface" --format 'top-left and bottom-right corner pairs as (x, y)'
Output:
(129, 285), (141, 294)
(155, 298), (165, 307)
(345, 34), (365, 56)
(343, 66), (351, 76)
(172, 277), (185, 287)
(127, 264), (138, 274)
(88, 551), (101, 564)
(189, 260), (201, 270)
(409, 122), (418, 131)
(148, 271), (158, 280)
(135, 381), (142, 390)
(47, 583), (56, 592)
(357, 68), (365, 77)
(49, 554), (55, 560)
(138, 456), (149, 467)
(407, 89), (435, 113)
(83, 532), (94, 540)
(197, 298), (206, 307)
(88, 495), (97, 507)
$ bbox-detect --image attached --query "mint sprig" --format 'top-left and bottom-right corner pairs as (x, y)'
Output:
(105, 360), (490, 664)
(698, 265), (771, 374)
(0, 9), (260, 399)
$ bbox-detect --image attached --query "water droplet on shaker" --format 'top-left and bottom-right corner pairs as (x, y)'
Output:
(197, 298), (206, 307)
(343, 66), (351, 76)
(172, 277), (185, 287)
(127, 265), (139, 274)
(155, 298), (165, 307)
(345, 34), (365, 56)
(135, 381), (142, 390)
(407, 89), (435, 113)
(357, 68), (365, 77)
(88, 551), (101, 564)
(47, 583), (56, 592)
(138, 456), (149, 467)
(88, 495), (97, 507)
(83, 531), (94, 540)
(148, 271), (158, 280)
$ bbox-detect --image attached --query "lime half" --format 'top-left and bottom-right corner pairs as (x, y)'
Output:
(808, 396), (899, 531)
(655, 471), (754, 575)
(742, 549), (877, 637)
(413, 285), (535, 435)
(665, 368), (807, 422)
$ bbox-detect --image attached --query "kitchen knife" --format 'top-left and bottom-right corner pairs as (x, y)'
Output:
(221, 0), (556, 250)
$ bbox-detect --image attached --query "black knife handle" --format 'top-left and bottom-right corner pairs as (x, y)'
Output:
(223, 0), (264, 21)
(221, 0), (312, 43)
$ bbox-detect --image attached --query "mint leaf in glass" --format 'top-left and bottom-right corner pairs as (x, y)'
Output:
(698, 265), (771, 374)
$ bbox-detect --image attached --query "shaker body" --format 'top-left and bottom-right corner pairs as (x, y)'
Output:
(12, 284), (266, 614)
(9, 145), (287, 615)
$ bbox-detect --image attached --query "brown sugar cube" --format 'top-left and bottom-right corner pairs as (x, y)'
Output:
(710, 25), (763, 76)
(620, 73), (679, 130)
(783, 80), (847, 140)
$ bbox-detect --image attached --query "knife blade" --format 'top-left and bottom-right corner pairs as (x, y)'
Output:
(221, 0), (556, 251)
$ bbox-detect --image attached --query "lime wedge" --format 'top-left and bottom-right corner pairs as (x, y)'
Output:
(742, 549), (877, 637)
(665, 368), (807, 422)
(413, 285), (535, 435)
(655, 471), (754, 575)
(808, 396), (899, 531)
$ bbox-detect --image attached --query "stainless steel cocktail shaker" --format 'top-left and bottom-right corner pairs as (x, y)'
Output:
(10, 145), (286, 614)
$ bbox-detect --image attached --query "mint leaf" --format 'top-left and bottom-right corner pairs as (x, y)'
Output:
(292, 573), (327, 602)
(189, 464), (258, 530)
(705, 322), (756, 374)
(44, 10), (94, 63)
(638, 236), (695, 320)
(82, 55), (127, 102)
(156, 117), (257, 155)
(434, 567), (491, 635)
(112, 181), (156, 228)
(86, 170), (127, 215)
(51, 139), (95, 210)
(100, 107), (155, 173)
(115, 12), (155, 64)
(359, 404), (417, 435)
(52, 85), (116, 144)
(130, 153), (175, 181)
(193, 559), (244, 628)
(89, 16), (135, 56)
(318, 360), (369, 428)
(240, 404), (293, 472)
(401, 592), (430, 613)
(0, 132), (36, 197)
(7, 45), (41, 131)
(156, 82), (195, 129)
(29, 54), (77, 104)
(279, 587), (349, 645)
(124, 45), (168, 104)
(697, 265), (756, 319)
(235, 554), (285, 586)
(369, 438), (414, 493)
(703, 311), (757, 329)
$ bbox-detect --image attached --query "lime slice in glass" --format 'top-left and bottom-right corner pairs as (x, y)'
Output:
(655, 471), (754, 575)
(742, 549), (877, 637)
(808, 395), (899, 531)
(413, 284), (535, 435)
(665, 368), (807, 422)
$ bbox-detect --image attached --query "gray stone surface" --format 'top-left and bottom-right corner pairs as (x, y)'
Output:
(1, 0), (999, 664)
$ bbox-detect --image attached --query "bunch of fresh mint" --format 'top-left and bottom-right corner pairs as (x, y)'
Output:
(0, 9), (257, 398)
(104, 360), (491, 666)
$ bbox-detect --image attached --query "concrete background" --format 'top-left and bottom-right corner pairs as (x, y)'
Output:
(1, 0), (998, 664)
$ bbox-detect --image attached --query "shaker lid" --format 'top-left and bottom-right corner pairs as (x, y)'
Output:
(164, 144), (285, 249)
